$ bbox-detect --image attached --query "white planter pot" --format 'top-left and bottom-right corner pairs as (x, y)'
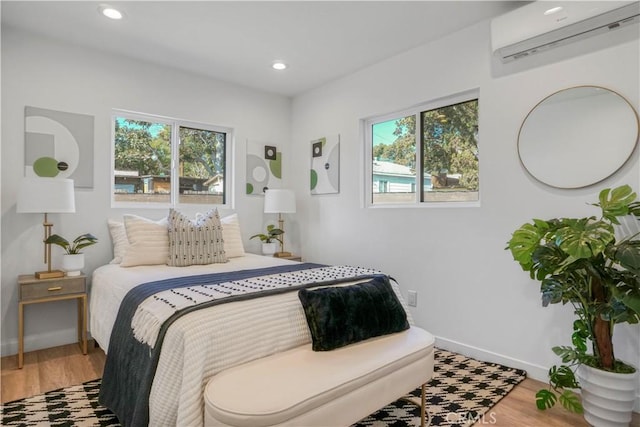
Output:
(261, 242), (277, 256)
(577, 363), (639, 427)
(62, 253), (84, 276)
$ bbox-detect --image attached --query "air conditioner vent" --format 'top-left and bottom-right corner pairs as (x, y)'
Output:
(492, 1), (640, 62)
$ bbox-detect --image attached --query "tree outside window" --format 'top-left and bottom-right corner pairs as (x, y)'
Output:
(368, 96), (479, 205)
(112, 113), (231, 206)
(422, 99), (478, 201)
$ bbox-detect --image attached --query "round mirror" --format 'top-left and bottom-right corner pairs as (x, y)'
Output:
(518, 86), (639, 189)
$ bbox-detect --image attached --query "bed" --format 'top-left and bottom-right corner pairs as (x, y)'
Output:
(90, 253), (413, 427)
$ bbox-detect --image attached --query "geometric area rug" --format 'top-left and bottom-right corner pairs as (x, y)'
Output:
(353, 349), (527, 427)
(1, 349), (526, 427)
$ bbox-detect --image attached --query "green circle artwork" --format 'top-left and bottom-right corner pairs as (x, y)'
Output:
(246, 183), (254, 194)
(33, 157), (60, 177)
(310, 169), (318, 190)
(269, 153), (282, 179)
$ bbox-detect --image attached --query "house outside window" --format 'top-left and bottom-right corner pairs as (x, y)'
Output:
(111, 111), (233, 208)
(365, 91), (479, 207)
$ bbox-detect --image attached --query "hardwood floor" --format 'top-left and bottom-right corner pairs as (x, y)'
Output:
(1, 343), (639, 426)
(1, 342), (105, 404)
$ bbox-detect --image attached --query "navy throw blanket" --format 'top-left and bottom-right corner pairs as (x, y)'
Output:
(99, 263), (330, 427)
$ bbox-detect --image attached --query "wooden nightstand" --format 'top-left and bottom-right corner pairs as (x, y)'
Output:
(17, 274), (87, 369)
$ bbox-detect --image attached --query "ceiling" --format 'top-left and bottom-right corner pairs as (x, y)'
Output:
(1, 1), (524, 97)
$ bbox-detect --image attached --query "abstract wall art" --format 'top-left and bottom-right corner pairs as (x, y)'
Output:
(246, 140), (282, 195)
(310, 135), (340, 195)
(24, 106), (95, 188)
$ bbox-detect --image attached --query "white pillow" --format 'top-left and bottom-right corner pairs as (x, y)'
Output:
(121, 215), (169, 267)
(107, 219), (130, 264)
(220, 214), (245, 258)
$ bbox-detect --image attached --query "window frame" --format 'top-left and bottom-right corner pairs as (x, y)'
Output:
(363, 89), (480, 209)
(110, 109), (234, 209)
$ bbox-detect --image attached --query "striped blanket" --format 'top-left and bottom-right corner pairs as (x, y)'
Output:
(99, 263), (385, 427)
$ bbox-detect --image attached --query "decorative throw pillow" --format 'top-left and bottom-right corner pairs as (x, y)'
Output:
(120, 215), (169, 267)
(298, 276), (409, 351)
(107, 219), (130, 264)
(168, 209), (227, 267)
(220, 214), (245, 258)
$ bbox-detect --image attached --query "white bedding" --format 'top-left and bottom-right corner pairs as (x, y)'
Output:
(90, 254), (413, 427)
(90, 254), (297, 351)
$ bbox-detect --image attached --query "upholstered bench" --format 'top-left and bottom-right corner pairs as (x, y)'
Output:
(204, 326), (435, 427)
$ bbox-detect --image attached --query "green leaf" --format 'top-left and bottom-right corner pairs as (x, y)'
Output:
(70, 233), (98, 253)
(598, 185), (637, 224)
(628, 201), (640, 218)
(72, 233), (97, 245)
(507, 223), (544, 270)
(535, 389), (557, 410)
(572, 319), (590, 350)
(549, 365), (579, 389)
(540, 277), (565, 306)
(552, 346), (580, 364)
(555, 219), (614, 259)
(611, 240), (640, 272)
(532, 246), (568, 280)
(573, 319), (589, 336)
(559, 390), (583, 413)
(44, 234), (70, 249)
(598, 187), (611, 209)
(532, 218), (551, 232)
(571, 332), (587, 353)
(622, 294), (640, 316)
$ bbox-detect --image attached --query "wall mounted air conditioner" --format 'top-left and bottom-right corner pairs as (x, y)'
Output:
(491, 1), (640, 62)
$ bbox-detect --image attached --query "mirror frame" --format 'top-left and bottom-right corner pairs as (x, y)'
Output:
(517, 86), (639, 189)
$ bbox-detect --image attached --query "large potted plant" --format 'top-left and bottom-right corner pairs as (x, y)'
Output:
(45, 233), (98, 276)
(507, 185), (640, 427)
(250, 225), (283, 256)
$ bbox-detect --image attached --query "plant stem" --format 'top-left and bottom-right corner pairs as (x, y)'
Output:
(590, 274), (614, 369)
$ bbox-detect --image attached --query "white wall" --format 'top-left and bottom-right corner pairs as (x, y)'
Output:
(2, 14), (639, 408)
(1, 28), (292, 356)
(291, 19), (640, 391)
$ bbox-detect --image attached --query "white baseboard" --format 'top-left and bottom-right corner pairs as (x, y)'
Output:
(434, 335), (640, 413)
(1, 327), (81, 358)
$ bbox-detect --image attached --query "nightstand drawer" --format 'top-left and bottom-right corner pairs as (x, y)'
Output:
(19, 276), (86, 301)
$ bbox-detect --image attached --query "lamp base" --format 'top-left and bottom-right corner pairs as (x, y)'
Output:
(273, 252), (292, 258)
(35, 269), (65, 279)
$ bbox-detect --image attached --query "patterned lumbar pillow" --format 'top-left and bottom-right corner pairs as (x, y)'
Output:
(168, 209), (227, 267)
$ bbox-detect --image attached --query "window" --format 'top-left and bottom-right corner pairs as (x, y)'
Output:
(112, 111), (232, 207)
(366, 92), (479, 206)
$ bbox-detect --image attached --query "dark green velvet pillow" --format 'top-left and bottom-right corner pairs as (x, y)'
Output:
(298, 276), (409, 351)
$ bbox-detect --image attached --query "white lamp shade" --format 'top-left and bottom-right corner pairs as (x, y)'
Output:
(17, 178), (76, 213)
(264, 189), (296, 214)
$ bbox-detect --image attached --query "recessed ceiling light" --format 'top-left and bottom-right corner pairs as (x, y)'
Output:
(544, 6), (563, 16)
(272, 61), (288, 71)
(99, 4), (123, 20)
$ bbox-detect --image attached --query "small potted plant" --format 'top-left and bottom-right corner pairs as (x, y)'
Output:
(45, 233), (98, 276)
(506, 185), (640, 426)
(250, 225), (283, 256)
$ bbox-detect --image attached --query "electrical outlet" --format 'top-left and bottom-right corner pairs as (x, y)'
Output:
(408, 290), (418, 307)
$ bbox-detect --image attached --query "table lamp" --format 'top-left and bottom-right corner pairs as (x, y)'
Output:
(17, 177), (76, 279)
(264, 189), (296, 257)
